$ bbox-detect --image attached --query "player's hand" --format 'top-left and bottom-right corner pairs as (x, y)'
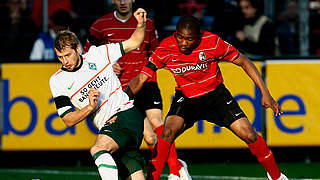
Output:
(134, 8), (147, 28)
(88, 88), (100, 110)
(113, 63), (123, 77)
(261, 94), (282, 116)
(107, 116), (117, 124)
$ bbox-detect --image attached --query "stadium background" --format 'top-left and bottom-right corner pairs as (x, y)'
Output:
(1, 59), (320, 179)
(1, 0), (320, 179)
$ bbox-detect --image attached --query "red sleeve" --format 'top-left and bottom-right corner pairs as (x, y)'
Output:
(215, 37), (239, 62)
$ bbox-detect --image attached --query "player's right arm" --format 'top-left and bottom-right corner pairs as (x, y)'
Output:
(122, 8), (147, 54)
(61, 88), (99, 127)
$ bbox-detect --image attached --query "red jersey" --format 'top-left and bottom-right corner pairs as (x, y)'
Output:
(142, 31), (239, 98)
(85, 11), (158, 89)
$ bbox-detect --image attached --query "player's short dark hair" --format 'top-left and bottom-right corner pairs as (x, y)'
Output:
(176, 15), (201, 35)
(54, 30), (79, 52)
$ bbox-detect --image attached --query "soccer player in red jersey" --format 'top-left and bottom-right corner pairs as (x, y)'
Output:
(84, 0), (191, 179)
(126, 16), (289, 180)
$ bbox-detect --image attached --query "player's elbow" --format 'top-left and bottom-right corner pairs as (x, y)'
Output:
(62, 117), (76, 127)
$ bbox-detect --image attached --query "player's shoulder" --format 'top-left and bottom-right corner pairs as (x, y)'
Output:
(152, 35), (176, 57)
(201, 31), (219, 40)
(158, 35), (176, 48)
(49, 69), (64, 85)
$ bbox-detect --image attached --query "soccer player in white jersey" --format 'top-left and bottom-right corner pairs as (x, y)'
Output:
(49, 8), (147, 180)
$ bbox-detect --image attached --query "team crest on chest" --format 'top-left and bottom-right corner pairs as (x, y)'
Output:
(88, 62), (97, 70)
(199, 52), (206, 61)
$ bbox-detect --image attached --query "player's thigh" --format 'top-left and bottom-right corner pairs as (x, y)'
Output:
(228, 117), (257, 144)
(143, 117), (157, 146)
(134, 82), (163, 114)
(125, 170), (145, 180)
(91, 134), (119, 155)
(145, 108), (163, 129)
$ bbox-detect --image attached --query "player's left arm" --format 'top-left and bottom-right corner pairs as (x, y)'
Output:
(232, 53), (282, 115)
(122, 8), (147, 53)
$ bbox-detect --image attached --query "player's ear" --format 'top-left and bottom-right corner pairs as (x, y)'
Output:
(76, 44), (81, 54)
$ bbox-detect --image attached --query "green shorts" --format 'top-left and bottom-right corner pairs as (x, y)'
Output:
(98, 106), (145, 179)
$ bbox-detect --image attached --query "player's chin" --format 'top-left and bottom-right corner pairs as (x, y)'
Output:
(180, 48), (192, 55)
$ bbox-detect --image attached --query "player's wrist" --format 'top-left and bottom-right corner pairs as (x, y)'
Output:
(136, 23), (146, 28)
(87, 104), (95, 112)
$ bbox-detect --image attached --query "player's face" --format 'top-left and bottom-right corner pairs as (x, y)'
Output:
(239, 0), (257, 19)
(175, 28), (200, 55)
(55, 45), (81, 71)
(113, 0), (134, 16)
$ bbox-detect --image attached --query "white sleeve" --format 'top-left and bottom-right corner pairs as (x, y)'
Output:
(86, 43), (124, 64)
(105, 43), (124, 64)
(49, 75), (73, 117)
(30, 39), (45, 61)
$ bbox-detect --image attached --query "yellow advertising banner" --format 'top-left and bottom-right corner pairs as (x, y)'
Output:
(2, 62), (263, 150)
(266, 61), (320, 146)
(1, 63), (97, 150)
(5, 61), (317, 150)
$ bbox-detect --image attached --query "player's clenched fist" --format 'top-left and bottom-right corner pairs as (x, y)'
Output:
(89, 88), (100, 109)
(134, 8), (147, 28)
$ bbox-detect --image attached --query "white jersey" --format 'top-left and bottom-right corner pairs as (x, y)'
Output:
(49, 43), (134, 130)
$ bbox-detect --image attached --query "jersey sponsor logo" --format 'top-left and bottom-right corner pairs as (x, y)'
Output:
(68, 81), (75, 90)
(199, 52), (206, 61)
(226, 100), (233, 104)
(78, 76), (109, 102)
(88, 62), (97, 70)
(170, 62), (209, 74)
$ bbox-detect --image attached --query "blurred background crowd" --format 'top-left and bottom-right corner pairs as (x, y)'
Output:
(1, 0), (320, 61)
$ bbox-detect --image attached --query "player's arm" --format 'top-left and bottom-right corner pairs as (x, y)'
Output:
(125, 61), (157, 97)
(232, 53), (282, 115)
(61, 88), (99, 127)
(125, 73), (149, 98)
(122, 8), (147, 53)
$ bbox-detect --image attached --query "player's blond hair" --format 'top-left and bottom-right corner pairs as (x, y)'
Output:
(54, 30), (79, 52)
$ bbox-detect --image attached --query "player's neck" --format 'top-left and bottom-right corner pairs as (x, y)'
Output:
(114, 11), (132, 22)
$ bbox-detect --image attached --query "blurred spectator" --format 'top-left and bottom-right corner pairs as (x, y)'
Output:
(0, 0), (37, 60)
(30, 0), (72, 30)
(276, 0), (299, 55)
(232, 0), (277, 56)
(178, 0), (207, 21)
(309, 0), (320, 55)
(29, 10), (73, 61)
(162, 0), (214, 37)
(211, 0), (241, 42)
(70, 0), (106, 46)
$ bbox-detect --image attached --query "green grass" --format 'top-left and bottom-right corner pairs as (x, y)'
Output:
(0, 162), (319, 180)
